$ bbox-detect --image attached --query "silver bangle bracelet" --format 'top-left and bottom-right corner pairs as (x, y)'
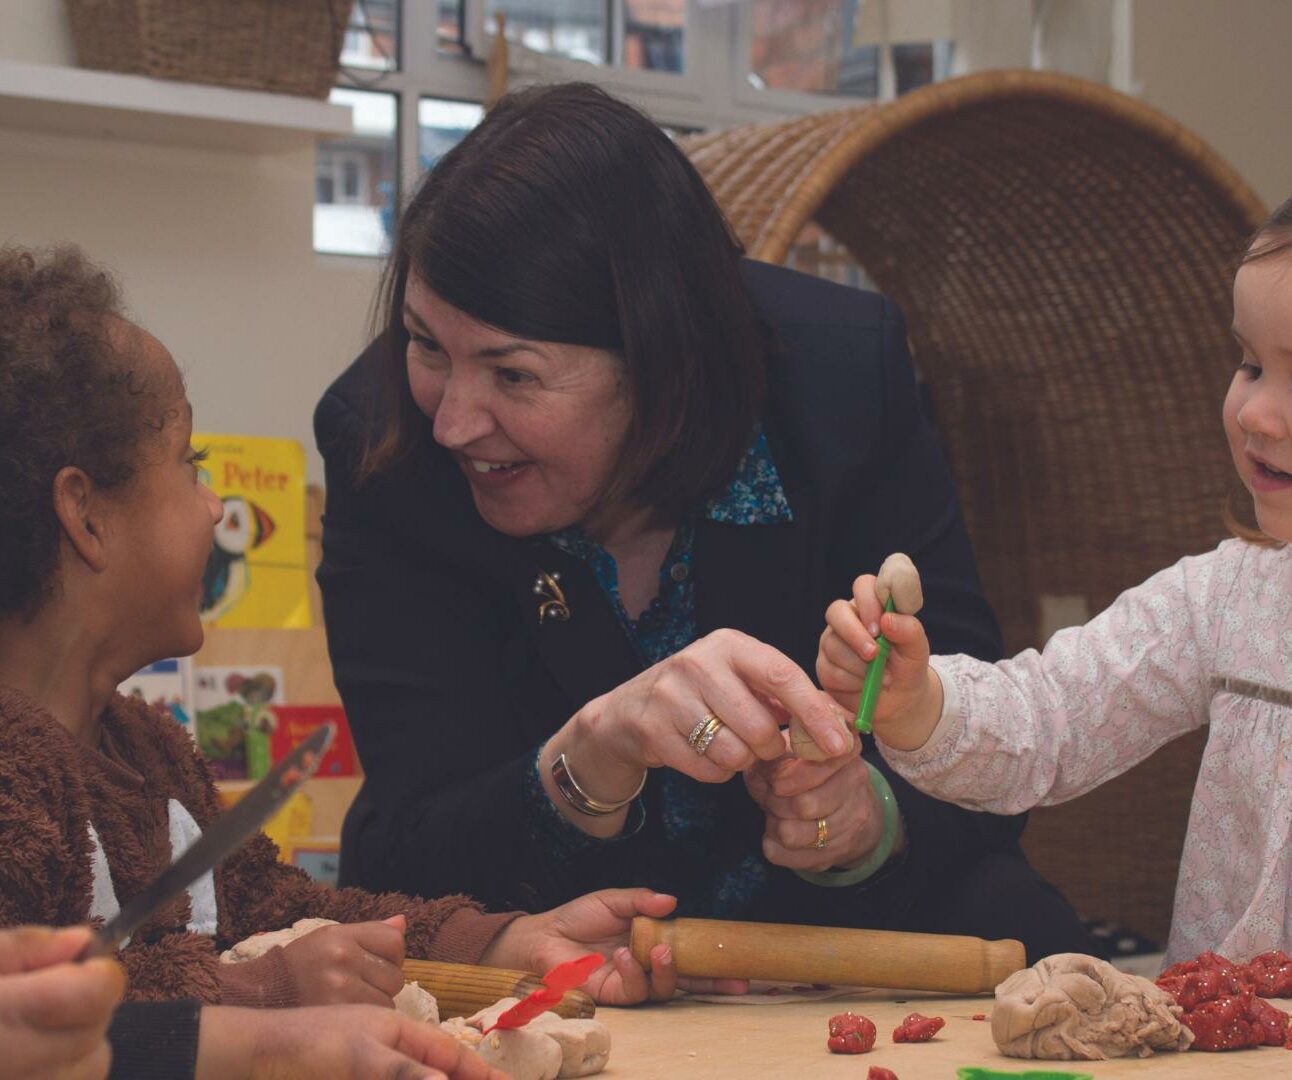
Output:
(550, 752), (646, 816)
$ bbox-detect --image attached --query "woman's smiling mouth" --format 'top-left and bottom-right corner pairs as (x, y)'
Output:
(463, 456), (531, 481)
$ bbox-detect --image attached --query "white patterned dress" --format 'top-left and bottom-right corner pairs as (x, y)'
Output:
(880, 538), (1292, 965)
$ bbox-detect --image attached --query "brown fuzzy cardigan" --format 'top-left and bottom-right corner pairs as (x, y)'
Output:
(0, 687), (519, 1006)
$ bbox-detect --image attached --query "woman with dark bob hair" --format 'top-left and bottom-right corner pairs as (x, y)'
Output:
(316, 82), (1092, 961)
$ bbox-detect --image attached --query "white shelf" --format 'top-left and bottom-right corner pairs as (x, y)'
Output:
(0, 60), (352, 152)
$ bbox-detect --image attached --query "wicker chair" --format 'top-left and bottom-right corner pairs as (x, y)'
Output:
(682, 70), (1267, 946)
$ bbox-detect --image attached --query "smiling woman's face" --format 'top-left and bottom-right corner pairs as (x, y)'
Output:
(402, 274), (633, 538)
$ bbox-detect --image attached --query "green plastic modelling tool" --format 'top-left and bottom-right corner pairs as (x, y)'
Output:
(855, 595), (895, 735)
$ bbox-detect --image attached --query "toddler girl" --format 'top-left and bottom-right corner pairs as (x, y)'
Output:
(817, 199), (1292, 965)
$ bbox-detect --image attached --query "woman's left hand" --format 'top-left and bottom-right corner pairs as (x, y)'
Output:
(745, 737), (884, 872)
(479, 889), (747, 1005)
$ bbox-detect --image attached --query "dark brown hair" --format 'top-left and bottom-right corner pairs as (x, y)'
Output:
(0, 247), (171, 616)
(1225, 196), (1292, 546)
(360, 82), (770, 523)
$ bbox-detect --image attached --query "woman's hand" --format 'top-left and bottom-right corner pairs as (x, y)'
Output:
(745, 738), (886, 872)
(281, 916), (407, 1007)
(196, 1004), (505, 1080)
(480, 889), (747, 1004)
(816, 574), (944, 751)
(550, 629), (855, 814)
(0, 925), (124, 1080)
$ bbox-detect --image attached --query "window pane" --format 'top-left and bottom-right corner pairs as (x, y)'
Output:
(340, 0), (399, 72)
(622, 0), (685, 73)
(436, 0), (468, 56)
(893, 40), (954, 95)
(785, 222), (873, 291)
(486, 0), (607, 66)
(749, 0), (877, 97)
(418, 97), (485, 173)
(314, 89), (398, 258)
(342, 159), (362, 199)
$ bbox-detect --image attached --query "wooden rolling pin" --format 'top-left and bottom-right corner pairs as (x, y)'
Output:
(402, 959), (596, 1020)
(631, 917), (1024, 994)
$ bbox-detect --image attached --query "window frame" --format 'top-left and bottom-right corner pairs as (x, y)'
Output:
(320, 0), (974, 260)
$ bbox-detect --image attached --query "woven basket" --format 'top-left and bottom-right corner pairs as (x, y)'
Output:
(683, 71), (1267, 945)
(65, 0), (355, 99)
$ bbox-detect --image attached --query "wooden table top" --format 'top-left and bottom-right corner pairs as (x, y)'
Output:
(598, 991), (1291, 1078)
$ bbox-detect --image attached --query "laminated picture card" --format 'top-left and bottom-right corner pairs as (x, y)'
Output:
(195, 432), (311, 629)
(193, 665), (286, 781)
(119, 658), (195, 730)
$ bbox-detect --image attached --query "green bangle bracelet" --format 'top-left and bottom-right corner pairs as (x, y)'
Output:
(794, 761), (900, 888)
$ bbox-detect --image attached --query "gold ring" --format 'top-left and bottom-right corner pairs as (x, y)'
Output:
(814, 817), (828, 849)
(687, 712), (724, 756)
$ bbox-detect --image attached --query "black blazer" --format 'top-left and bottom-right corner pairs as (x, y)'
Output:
(316, 260), (1019, 927)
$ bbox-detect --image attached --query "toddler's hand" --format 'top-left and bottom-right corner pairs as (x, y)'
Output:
(816, 571), (942, 750)
(282, 916), (407, 1008)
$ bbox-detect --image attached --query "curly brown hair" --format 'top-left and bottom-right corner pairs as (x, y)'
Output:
(0, 246), (174, 616)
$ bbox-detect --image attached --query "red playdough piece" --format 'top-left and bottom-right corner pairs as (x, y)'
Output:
(1244, 951), (1292, 998)
(971, 1013), (987, 1021)
(891, 1012), (945, 1043)
(1155, 950), (1291, 1051)
(866, 1068), (898, 1080)
(1179, 990), (1287, 1051)
(827, 1012), (877, 1054)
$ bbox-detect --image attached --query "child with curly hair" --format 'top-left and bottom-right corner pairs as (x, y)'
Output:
(0, 246), (709, 1020)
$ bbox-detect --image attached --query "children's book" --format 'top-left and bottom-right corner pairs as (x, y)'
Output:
(193, 433), (311, 629)
(193, 665), (285, 780)
(118, 658), (195, 730)
(288, 840), (342, 886)
(269, 705), (358, 777)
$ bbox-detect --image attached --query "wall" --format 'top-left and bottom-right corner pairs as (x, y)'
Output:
(1132, 0), (1291, 212)
(0, 1), (381, 483)
(950, 0), (1033, 74)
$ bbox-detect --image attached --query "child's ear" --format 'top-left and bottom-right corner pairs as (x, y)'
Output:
(51, 466), (109, 572)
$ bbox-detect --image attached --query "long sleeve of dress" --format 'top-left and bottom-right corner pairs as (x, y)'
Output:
(880, 543), (1246, 814)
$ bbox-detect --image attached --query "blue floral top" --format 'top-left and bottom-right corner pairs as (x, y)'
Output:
(523, 429), (793, 916)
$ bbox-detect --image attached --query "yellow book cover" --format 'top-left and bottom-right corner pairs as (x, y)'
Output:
(195, 433), (311, 628)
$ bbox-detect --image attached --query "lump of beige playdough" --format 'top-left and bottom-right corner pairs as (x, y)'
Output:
(457, 999), (611, 1079)
(220, 917), (338, 963)
(440, 1016), (483, 1049)
(993, 953), (1193, 1060)
(876, 553), (923, 615)
(394, 981), (440, 1024)
(475, 1028), (563, 1080)
(528, 1014), (612, 1077)
(468, 998), (519, 1031)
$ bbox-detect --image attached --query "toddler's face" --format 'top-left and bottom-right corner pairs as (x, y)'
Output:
(1225, 251), (1292, 542)
(103, 324), (224, 663)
